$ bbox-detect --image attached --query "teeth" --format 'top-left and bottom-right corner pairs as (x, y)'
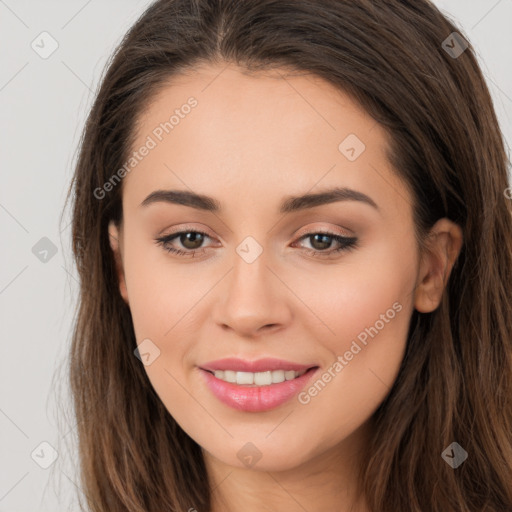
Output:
(212, 369), (308, 386)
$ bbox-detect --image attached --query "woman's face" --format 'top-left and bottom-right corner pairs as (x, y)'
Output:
(108, 63), (434, 474)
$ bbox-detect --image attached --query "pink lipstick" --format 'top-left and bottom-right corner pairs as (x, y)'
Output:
(198, 358), (319, 412)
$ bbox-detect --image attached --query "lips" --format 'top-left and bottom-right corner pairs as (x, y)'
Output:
(200, 358), (319, 412)
(199, 357), (317, 373)
(199, 365), (320, 412)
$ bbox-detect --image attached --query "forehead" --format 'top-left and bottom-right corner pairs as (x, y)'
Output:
(122, 63), (410, 220)
(133, 63), (383, 158)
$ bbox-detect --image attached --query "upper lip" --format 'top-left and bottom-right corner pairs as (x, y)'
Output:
(199, 357), (318, 373)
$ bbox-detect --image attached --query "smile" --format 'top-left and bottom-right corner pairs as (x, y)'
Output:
(199, 366), (319, 412)
(207, 369), (308, 386)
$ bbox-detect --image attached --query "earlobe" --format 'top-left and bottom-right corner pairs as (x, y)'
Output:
(108, 220), (129, 304)
(414, 218), (463, 313)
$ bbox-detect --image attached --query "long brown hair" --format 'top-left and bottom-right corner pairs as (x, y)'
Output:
(63, 0), (512, 510)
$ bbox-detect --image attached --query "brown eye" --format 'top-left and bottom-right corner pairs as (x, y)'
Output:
(178, 232), (205, 250)
(294, 232), (358, 258)
(155, 230), (212, 257)
(309, 233), (334, 250)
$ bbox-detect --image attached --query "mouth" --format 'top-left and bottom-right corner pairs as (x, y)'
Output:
(198, 364), (321, 412)
(201, 367), (319, 387)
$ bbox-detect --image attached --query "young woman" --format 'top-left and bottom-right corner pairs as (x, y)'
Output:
(64, 1), (512, 510)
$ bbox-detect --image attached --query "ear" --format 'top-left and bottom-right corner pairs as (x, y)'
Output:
(108, 220), (129, 304)
(414, 218), (463, 313)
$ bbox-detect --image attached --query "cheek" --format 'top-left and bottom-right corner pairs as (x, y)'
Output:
(293, 240), (416, 436)
(290, 231), (417, 348)
(121, 234), (214, 415)
(121, 240), (201, 427)
(297, 302), (411, 451)
(121, 229), (200, 342)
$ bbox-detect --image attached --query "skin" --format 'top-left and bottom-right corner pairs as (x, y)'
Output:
(108, 63), (463, 512)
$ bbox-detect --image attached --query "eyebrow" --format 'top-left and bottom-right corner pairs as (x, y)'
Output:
(140, 186), (379, 213)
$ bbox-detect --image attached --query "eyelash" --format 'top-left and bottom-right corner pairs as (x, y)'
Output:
(154, 229), (358, 259)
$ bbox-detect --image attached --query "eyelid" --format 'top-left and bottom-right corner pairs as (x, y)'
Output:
(159, 223), (216, 239)
(293, 223), (354, 239)
(160, 222), (354, 242)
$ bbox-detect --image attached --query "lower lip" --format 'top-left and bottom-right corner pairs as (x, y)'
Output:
(199, 367), (319, 412)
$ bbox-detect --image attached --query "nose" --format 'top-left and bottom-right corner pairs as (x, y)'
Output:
(213, 248), (293, 338)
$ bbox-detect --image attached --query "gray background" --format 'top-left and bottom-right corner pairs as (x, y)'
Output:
(1, 0), (511, 510)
